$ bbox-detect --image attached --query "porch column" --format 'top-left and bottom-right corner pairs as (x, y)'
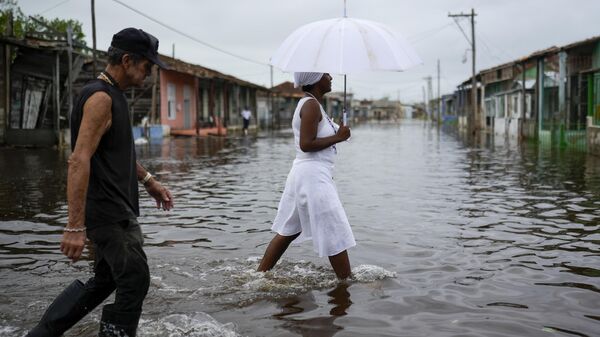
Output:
(195, 77), (200, 135)
(480, 83), (485, 130)
(0, 42), (7, 144)
(558, 51), (567, 135)
(54, 51), (61, 146)
(521, 63), (527, 140)
(522, 63), (527, 120)
(1, 12), (12, 144)
(537, 58), (544, 136)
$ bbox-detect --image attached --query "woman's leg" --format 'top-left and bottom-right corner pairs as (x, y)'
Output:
(257, 233), (300, 271)
(328, 250), (351, 279)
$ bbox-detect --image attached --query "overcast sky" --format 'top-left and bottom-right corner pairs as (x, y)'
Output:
(15, 0), (600, 102)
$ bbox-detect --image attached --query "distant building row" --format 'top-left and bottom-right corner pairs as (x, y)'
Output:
(0, 33), (405, 147)
(439, 35), (600, 155)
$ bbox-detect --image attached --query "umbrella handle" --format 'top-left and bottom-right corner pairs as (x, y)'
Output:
(343, 111), (347, 125)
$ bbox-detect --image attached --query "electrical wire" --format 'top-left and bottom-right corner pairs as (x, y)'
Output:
(477, 30), (515, 60)
(476, 34), (504, 63)
(408, 22), (455, 43)
(452, 17), (471, 45)
(111, 0), (269, 67)
(38, 0), (71, 15)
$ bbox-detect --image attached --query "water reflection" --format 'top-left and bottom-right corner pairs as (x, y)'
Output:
(273, 282), (352, 337)
(1, 122), (599, 336)
(0, 148), (68, 220)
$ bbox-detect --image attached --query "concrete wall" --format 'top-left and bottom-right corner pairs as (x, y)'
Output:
(494, 117), (507, 136)
(522, 119), (537, 139)
(588, 117), (600, 156)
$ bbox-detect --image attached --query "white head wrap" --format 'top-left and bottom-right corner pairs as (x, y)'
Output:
(294, 72), (324, 88)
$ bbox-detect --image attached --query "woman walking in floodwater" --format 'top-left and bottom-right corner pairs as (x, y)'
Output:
(257, 72), (355, 279)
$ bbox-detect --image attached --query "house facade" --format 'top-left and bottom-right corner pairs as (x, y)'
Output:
(271, 81), (304, 129)
(0, 35), (97, 146)
(158, 56), (269, 137)
(448, 35), (600, 155)
(480, 59), (536, 140)
(587, 42), (600, 154)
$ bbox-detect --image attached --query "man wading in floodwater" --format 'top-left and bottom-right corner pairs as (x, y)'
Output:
(26, 28), (173, 337)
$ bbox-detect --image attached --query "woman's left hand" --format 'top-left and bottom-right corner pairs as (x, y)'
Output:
(336, 119), (351, 142)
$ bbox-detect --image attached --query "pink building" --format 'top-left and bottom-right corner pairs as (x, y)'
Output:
(157, 56), (269, 136)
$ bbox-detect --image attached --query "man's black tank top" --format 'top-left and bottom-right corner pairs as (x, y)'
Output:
(70, 77), (139, 229)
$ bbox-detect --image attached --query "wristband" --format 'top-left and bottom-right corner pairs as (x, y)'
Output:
(141, 172), (153, 185)
(63, 227), (86, 233)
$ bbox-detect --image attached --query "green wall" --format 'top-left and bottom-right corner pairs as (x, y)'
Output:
(593, 41), (600, 69)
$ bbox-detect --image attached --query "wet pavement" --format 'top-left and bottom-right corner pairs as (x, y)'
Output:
(0, 120), (599, 336)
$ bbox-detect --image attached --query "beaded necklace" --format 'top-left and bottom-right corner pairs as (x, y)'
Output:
(304, 92), (337, 154)
(97, 71), (120, 89)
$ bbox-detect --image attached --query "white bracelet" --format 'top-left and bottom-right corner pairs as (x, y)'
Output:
(141, 172), (153, 184)
(63, 227), (86, 232)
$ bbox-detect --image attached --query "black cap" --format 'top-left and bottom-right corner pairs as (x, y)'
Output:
(111, 28), (168, 69)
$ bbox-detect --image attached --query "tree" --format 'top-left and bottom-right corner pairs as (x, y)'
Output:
(0, 0), (86, 46)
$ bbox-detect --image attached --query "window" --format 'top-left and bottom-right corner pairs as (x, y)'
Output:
(167, 83), (176, 120)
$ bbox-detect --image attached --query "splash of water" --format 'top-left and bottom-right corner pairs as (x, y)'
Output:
(186, 258), (397, 307)
(351, 264), (397, 282)
(0, 325), (20, 336)
(138, 313), (239, 337)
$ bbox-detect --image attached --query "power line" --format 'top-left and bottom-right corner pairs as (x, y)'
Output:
(111, 0), (268, 67)
(38, 0), (71, 15)
(451, 17), (471, 45)
(476, 34), (503, 63)
(407, 22), (455, 43)
(477, 30), (514, 61)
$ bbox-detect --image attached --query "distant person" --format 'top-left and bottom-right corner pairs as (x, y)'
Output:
(26, 28), (173, 337)
(241, 106), (252, 135)
(257, 72), (355, 279)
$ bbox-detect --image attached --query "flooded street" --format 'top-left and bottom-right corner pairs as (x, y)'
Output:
(1, 121), (599, 337)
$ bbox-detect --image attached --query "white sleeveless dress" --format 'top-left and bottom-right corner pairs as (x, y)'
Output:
(271, 97), (356, 257)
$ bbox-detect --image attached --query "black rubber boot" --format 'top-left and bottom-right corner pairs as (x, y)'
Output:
(26, 280), (90, 337)
(98, 305), (141, 337)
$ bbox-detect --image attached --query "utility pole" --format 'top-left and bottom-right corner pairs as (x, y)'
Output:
(424, 76), (433, 121)
(270, 64), (274, 129)
(437, 59), (441, 124)
(91, 0), (97, 77)
(397, 89), (401, 119)
(422, 86), (427, 119)
(449, 8), (478, 135)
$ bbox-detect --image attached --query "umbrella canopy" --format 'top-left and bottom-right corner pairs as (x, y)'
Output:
(270, 17), (422, 74)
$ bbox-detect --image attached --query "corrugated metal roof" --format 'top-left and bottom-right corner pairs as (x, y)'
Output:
(479, 35), (600, 76)
(0, 36), (269, 91)
(271, 81), (304, 98)
(158, 54), (269, 91)
(462, 35), (599, 86)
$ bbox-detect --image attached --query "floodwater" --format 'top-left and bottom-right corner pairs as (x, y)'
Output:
(1, 121), (599, 337)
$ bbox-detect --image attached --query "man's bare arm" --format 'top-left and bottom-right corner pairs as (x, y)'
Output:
(62, 92), (112, 262)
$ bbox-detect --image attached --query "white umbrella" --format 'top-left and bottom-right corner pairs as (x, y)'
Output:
(270, 9), (422, 122)
(270, 17), (421, 74)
